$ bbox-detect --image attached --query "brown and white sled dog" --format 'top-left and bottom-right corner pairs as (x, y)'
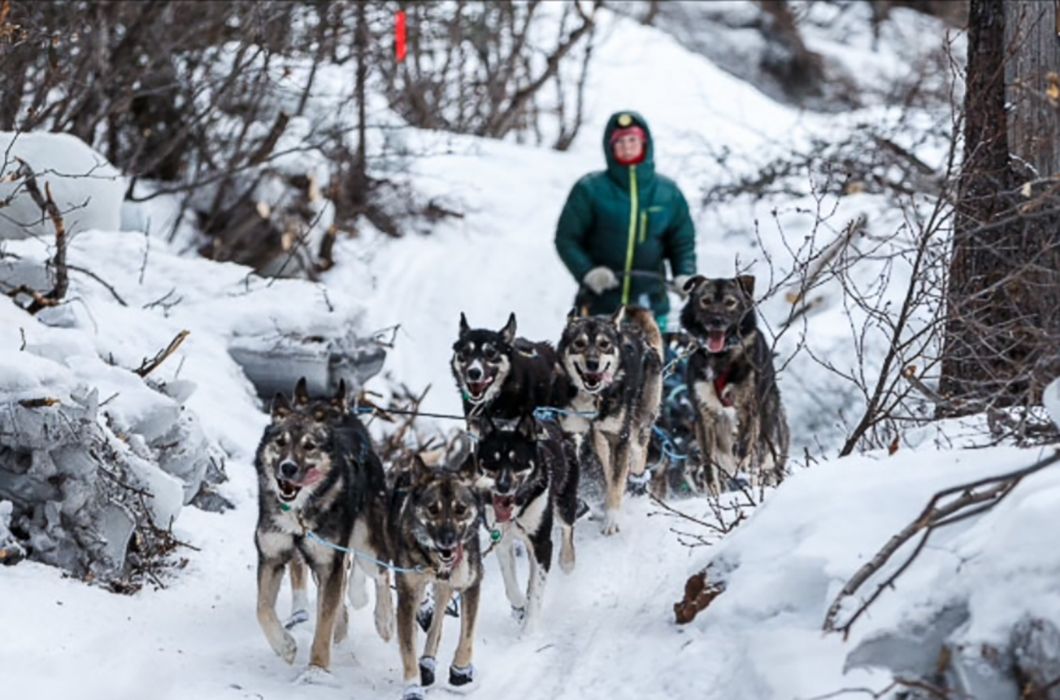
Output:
(388, 451), (484, 700)
(555, 306), (663, 535)
(253, 378), (393, 677)
(679, 275), (789, 495)
(474, 416), (579, 632)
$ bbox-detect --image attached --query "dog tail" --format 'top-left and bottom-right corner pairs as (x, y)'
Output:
(624, 306), (664, 361)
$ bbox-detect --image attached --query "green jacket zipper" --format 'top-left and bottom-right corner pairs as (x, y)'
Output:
(622, 165), (639, 305)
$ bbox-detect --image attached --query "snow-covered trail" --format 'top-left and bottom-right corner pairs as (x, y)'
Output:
(3, 449), (722, 700)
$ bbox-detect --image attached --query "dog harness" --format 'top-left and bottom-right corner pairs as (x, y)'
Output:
(713, 367), (735, 408)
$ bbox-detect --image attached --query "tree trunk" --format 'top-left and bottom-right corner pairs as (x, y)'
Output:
(939, 0), (1060, 413)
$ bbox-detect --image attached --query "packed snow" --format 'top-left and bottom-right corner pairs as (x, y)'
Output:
(2, 5), (1056, 700)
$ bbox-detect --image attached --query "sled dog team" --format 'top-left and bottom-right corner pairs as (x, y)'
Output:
(254, 275), (789, 698)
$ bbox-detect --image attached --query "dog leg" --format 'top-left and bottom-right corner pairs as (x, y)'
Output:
(450, 580), (481, 689)
(348, 556), (369, 610)
(257, 557), (297, 664)
(558, 521), (576, 574)
(602, 434), (632, 536)
(592, 430), (621, 535)
(421, 582), (451, 685)
(308, 558), (345, 671)
(372, 565), (396, 642)
(286, 555), (310, 629)
(497, 537), (527, 615)
(523, 523), (552, 634)
(397, 575), (427, 698)
(333, 592), (349, 645)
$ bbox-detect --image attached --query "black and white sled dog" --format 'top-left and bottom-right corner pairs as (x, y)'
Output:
(555, 306), (663, 535)
(388, 448), (484, 700)
(451, 312), (558, 433)
(680, 275), (789, 494)
(254, 378), (393, 677)
(474, 416), (579, 632)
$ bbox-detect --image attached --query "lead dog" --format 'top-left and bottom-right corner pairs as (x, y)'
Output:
(254, 379), (392, 675)
(680, 275), (789, 494)
(388, 450), (484, 700)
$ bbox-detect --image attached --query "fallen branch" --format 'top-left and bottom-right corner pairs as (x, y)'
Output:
(135, 330), (190, 378)
(823, 450), (1060, 638)
(7, 163), (69, 314)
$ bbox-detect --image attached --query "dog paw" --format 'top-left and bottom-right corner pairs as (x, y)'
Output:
(510, 604), (526, 623)
(419, 656), (436, 687)
(601, 510), (621, 536)
(401, 682), (426, 700)
(295, 665), (339, 687)
(271, 631), (298, 664)
(283, 608), (310, 630)
(448, 664), (478, 693)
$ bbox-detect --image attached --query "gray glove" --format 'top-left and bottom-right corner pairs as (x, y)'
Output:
(673, 274), (694, 298)
(583, 266), (620, 295)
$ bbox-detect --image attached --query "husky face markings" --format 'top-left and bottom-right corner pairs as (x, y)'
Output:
(680, 275), (756, 354)
(260, 409), (335, 504)
(451, 312), (515, 405)
(406, 465), (481, 571)
(558, 312), (624, 394)
(475, 417), (538, 523)
(679, 275), (790, 495)
(389, 453), (485, 699)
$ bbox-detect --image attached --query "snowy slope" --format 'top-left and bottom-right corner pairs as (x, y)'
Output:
(6, 6), (1042, 700)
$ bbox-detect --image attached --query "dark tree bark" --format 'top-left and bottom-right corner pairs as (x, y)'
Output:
(939, 0), (1060, 413)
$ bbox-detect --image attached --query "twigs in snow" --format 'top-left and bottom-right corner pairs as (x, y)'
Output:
(6, 162), (69, 314)
(822, 450), (1060, 639)
(135, 330), (190, 378)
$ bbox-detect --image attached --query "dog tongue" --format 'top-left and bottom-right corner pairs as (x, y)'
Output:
(706, 331), (727, 353)
(300, 467), (323, 486)
(493, 495), (515, 523)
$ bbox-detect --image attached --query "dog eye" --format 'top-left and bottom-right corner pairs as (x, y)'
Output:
(276, 435), (287, 448)
(303, 439), (316, 450)
(572, 338), (587, 352)
(427, 503), (442, 517)
(484, 347), (498, 361)
(724, 296), (738, 309)
(457, 350), (469, 362)
(597, 340), (612, 352)
(454, 503), (469, 518)
(699, 296), (711, 308)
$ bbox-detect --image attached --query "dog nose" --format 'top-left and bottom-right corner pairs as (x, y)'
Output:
(585, 358), (599, 372)
(279, 460), (298, 479)
(467, 367), (482, 381)
(436, 528), (458, 549)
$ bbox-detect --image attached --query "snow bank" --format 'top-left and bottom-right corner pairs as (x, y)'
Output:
(0, 132), (124, 240)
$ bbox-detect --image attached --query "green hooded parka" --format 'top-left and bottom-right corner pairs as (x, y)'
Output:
(554, 110), (696, 318)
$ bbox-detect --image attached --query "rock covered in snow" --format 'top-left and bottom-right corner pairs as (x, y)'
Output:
(0, 132), (124, 240)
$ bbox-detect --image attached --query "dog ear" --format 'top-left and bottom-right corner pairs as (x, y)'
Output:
(459, 312), (471, 336)
(411, 454), (432, 482)
(331, 379), (348, 412)
(444, 431), (473, 471)
(293, 377), (310, 406)
(611, 305), (626, 328)
(271, 392), (291, 418)
(683, 275), (707, 295)
(501, 312), (517, 344)
(736, 275), (755, 298)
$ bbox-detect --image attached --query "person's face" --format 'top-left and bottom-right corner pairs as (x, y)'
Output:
(612, 133), (644, 162)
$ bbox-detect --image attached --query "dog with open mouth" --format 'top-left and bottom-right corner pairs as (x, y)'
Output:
(555, 305), (663, 535)
(388, 448), (484, 700)
(473, 415), (578, 633)
(254, 378), (392, 677)
(451, 312), (558, 434)
(680, 275), (789, 495)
